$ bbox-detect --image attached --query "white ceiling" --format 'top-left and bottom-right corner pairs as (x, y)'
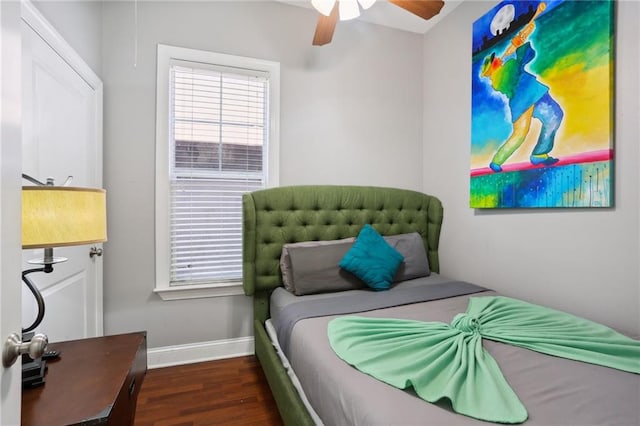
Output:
(276, 0), (464, 34)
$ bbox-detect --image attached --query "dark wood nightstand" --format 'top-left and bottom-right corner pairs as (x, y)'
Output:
(22, 332), (147, 426)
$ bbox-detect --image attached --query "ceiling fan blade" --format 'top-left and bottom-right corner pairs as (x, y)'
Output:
(313, 3), (339, 46)
(388, 0), (445, 20)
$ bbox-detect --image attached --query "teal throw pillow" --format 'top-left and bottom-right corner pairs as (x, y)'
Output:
(339, 224), (404, 291)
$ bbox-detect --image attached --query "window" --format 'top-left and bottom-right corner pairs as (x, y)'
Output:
(155, 45), (279, 300)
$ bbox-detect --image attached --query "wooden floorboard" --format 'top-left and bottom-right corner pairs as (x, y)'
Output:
(134, 356), (283, 426)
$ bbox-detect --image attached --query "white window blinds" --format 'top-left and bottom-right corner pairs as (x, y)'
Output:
(169, 62), (269, 286)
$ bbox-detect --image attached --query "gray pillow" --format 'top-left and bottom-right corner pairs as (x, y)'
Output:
(280, 238), (357, 294)
(385, 232), (431, 282)
(279, 233), (430, 295)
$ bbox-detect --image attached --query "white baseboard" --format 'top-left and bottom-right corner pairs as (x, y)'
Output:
(147, 336), (255, 369)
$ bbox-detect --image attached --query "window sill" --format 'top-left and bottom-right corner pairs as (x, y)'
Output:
(154, 282), (245, 301)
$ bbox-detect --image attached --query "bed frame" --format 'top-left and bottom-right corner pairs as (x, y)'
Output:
(242, 185), (444, 425)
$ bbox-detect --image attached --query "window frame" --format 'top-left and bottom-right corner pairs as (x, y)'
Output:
(154, 44), (280, 300)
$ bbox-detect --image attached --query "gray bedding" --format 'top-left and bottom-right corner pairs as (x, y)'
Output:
(270, 274), (457, 325)
(274, 279), (486, 356)
(270, 277), (640, 426)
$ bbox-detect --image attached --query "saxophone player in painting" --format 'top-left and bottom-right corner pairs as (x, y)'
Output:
(480, 2), (564, 173)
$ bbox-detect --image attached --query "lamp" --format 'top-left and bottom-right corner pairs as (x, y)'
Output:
(311, 0), (377, 20)
(22, 175), (107, 333)
(311, 0), (336, 16)
(338, 0), (360, 21)
(18, 174), (106, 387)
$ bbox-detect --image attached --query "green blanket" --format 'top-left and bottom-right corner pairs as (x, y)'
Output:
(327, 296), (640, 423)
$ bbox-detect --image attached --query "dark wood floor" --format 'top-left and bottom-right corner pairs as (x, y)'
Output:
(134, 356), (284, 426)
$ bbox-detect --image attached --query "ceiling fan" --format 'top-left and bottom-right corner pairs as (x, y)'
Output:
(312, 0), (445, 46)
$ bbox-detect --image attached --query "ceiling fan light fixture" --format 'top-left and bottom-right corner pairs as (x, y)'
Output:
(357, 0), (376, 10)
(338, 0), (360, 20)
(311, 0), (337, 16)
(311, 0), (444, 47)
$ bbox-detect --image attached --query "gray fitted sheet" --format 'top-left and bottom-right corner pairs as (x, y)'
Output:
(270, 274), (456, 326)
(274, 279), (486, 357)
(270, 278), (640, 426)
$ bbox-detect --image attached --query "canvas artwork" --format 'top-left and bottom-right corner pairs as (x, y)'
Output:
(470, 0), (614, 208)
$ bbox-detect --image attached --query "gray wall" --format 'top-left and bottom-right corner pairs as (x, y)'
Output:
(422, 1), (640, 334)
(101, 1), (424, 348)
(32, 0), (640, 349)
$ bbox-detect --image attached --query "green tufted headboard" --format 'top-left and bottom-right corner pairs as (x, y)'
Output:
(242, 185), (444, 323)
(242, 185), (444, 425)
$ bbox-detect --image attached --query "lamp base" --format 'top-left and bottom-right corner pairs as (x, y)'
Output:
(21, 332), (47, 388)
(22, 355), (47, 388)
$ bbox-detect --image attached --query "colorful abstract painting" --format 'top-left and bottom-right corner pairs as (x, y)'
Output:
(470, 0), (614, 208)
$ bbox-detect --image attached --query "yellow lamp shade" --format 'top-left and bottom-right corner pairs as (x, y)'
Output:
(22, 186), (107, 249)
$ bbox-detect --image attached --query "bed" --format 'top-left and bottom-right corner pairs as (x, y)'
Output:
(242, 185), (639, 426)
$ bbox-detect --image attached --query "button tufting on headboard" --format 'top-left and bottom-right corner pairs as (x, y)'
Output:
(242, 186), (443, 306)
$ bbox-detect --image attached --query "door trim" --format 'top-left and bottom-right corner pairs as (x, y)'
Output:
(21, 0), (101, 91)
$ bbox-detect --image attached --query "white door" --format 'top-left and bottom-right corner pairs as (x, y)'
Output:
(1, 1), (25, 424)
(20, 1), (103, 343)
